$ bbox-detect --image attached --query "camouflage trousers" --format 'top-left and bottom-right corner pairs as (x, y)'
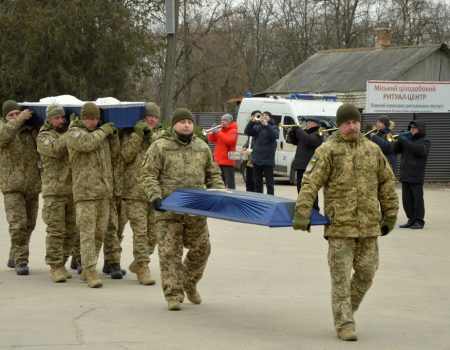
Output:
(156, 212), (211, 301)
(125, 199), (157, 264)
(75, 198), (109, 268)
(103, 197), (127, 264)
(3, 192), (39, 265)
(327, 237), (379, 331)
(43, 195), (77, 267)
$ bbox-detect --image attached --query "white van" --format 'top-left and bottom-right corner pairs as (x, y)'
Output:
(236, 94), (342, 183)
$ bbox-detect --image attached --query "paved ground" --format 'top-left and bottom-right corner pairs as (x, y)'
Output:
(1, 179), (449, 350)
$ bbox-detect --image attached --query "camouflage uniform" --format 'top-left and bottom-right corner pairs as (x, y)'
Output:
(66, 120), (116, 269)
(295, 131), (398, 332)
(0, 118), (41, 266)
(121, 128), (154, 264)
(103, 141), (124, 266)
(37, 122), (77, 269)
(140, 129), (224, 302)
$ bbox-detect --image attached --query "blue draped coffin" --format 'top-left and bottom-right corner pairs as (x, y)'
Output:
(160, 188), (329, 228)
(19, 102), (146, 128)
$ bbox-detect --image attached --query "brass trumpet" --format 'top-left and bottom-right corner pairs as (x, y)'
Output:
(202, 125), (221, 135)
(278, 123), (302, 129)
(386, 133), (398, 142)
(364, 127), (379, 137)
(318, 127), (338, 136)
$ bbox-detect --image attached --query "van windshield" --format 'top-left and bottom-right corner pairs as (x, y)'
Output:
(298, 116), (337, 129)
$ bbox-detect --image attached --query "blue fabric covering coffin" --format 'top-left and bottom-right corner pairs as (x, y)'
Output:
(160, 189), (330, 227)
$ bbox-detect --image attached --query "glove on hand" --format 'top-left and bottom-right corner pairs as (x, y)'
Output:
(212, 127), (220, 134)
(292, 215), (311, 232)
(17, 109), (33, 121)
(134, 119), (149, 138)
(100, 122), (115, 135)
(69, 113), (79, 124)
(381, 216), (396, 236)
(152, 198), (165, 212)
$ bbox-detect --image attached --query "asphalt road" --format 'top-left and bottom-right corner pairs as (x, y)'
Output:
(1, 179), (449, 350)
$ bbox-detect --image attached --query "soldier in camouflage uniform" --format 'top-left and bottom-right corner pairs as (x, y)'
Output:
(66, 102), (118, 288)
(120, 102), (162, 285)
(37, 104), (77, 282)
(293, 104), (399, 341)
(102, 136), (126, 280)
(0, 100), (41, 275)
(140, 108), (224, 310)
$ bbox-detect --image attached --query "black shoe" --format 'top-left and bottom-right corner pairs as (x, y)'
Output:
(7, 259), (15, 269)
(77, 262), (83, 274)
(70, 257), (78, 270)
(410, 223), (424, 229)
(16, 264), (29, 275)
(110, 263), (123, 279)
(102, 261), (112, 274)
(399, 222), (414, 228)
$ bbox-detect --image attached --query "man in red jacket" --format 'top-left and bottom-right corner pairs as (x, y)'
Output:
(207, 114), (238, 189)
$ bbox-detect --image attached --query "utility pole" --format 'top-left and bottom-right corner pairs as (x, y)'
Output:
(161, 0), (179, 123)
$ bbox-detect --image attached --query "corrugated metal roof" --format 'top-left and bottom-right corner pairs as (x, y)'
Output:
(265, 44), (450, 94)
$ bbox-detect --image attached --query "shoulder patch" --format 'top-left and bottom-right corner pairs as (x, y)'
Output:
(43, 138), (50, 146)
(74, 131), (81, 138)
(305, 155), (318, 173)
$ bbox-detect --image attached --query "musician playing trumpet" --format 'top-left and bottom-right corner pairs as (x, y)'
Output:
(366, 115), (397, 171)
(207, 114), (238, 189)
(287, 117), (323, 208)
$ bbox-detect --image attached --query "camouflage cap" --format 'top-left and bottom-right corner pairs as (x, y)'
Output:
(46, 104), (65, 121)
(80, 102), (100, 120)
(145, 102), (160, 117)
(171, 108), (194, 126)
(2, 100), (20, 118)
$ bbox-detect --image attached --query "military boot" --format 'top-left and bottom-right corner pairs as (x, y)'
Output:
(185, 288), (202, 304)
(7, 259), (15, 269)
(110, 263), (123, 279)
(102, 261), (112, 274)
(337, 328), (358, 341)
(77, 261), (83, 274)
(62, 266), (72, 279)
(167, 299), (181, 311)
(80, 266), (103, 288)
(51, 266), (66, 283)
(69, 257), (78, 270)
(129, 261), (155, 285)
(16, 263), (29, 276)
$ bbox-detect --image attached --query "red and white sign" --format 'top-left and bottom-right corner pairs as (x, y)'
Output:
(366, 80), (450, 113)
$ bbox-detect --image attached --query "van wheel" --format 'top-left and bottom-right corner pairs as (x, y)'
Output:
(289, 166), (297, 185)
(240, 161), (247, 183)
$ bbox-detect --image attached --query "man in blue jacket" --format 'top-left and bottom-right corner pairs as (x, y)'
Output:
(244, 111), (279, 195)
(392, 119), (430, 229)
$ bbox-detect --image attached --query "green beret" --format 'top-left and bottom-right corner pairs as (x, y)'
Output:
(46, 104), (65, 121)
(145, 102), (160, 117)
(80, 102), (100, 120)
(2, 100), (20, 118)
(336, 104), (361, 127)
(171, 108), (194, 126)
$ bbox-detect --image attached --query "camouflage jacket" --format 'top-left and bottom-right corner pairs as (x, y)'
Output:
(140, 129), (224, 203)
(120, 128), (153, 200)
(37, 122), (72, 197)
(66, 120), (118, 202)
(295, 131), (398, 238)
(0, 118), (41, 194)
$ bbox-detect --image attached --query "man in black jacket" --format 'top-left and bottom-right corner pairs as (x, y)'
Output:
(368, 115), (397, 172)
(244, 111), (279, 195)
(287, 117), (323, 209)
(392, 119), (431, 229)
